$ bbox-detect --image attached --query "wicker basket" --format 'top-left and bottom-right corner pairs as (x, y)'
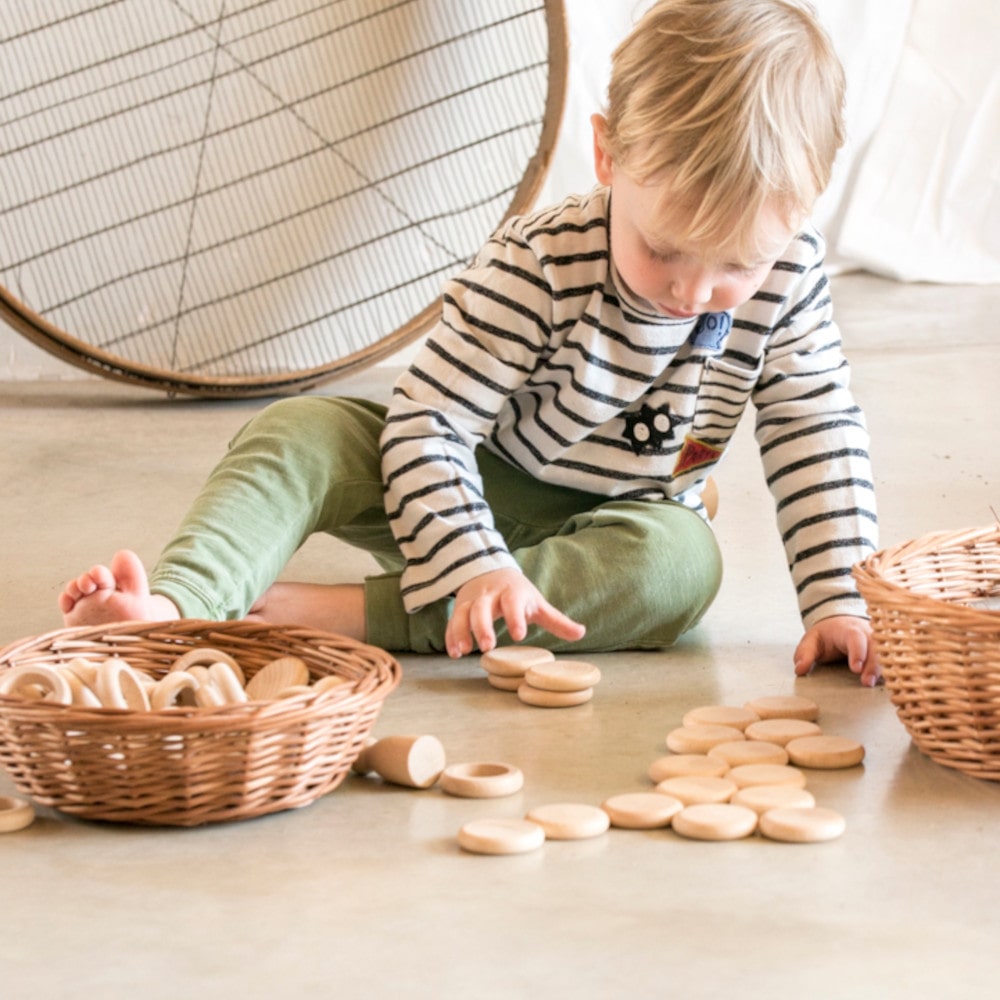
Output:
(0, 620), (401, 826)
(853, 524), (1000, 780)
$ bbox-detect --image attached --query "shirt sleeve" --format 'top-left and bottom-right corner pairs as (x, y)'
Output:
(751, 235), (879, 626)
(380, 226), (553, 612)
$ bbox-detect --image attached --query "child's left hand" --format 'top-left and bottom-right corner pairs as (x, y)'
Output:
(793, 615), (880, 687)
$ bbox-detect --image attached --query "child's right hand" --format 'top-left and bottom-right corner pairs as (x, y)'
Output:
(445, 567), (586, 658)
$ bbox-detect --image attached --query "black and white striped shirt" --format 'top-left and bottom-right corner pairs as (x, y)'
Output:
(381, 187), (877, 626)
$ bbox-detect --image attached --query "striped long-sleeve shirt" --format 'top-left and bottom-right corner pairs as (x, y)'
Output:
(381, 187), (878, 626)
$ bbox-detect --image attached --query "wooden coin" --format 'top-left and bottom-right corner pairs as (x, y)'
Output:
(786, 735), (865, 769)
(0, 795), (35, 833)
(665, 724), (745, 755)
(245, 655), (310, 700)
(744, 695), (820, 721)
(654, 775), (737, 806)
(682, 705), (760, 731)
(601, 792), (684, 829)
(440, 762), (524, 798)
(523, 660), (601, 692)
(458, 818), (546, 855)
(487, 673), (523, 692)
(732, 785), (816, 815)
(744, 718), (822, 745)
(672, 803), (758, 841)
(517, 684), (593, 708)
(759, 806), (846, 843)
(647, 754), (730, 783)
(480, 646), (554, 678)
(707, 740), (789, 767)
(726, 763), (807, 789)
(525, 803), (611, 840)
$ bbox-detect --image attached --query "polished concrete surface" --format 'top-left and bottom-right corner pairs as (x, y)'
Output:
(2, 273), (1000, 999)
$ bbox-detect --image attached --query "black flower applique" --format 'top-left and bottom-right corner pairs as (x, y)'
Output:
(623, 402), (681, 455)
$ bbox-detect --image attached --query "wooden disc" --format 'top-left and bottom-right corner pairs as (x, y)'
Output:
(486, 673), (523, 692)
(672, 803), (758, 841)
(744, 718), (822, 746)
(726, 764), (807, 789)
(759, 806), (846, 843)
(523, 659), (601, 692)
(732, 785), (816, 816)
(666, 724), (745, 755)
(0, 795), (35, 834)
(647, 754), (730, 783)
(525, 803), (611, 840)
(517, 684), (593, 708)
(707, 740), (789, 768)
(601, 792), (684, 829)
(744, 695), (820, 721)
(682, 705), (760, 731)
(458, 818), (546, 855)
(480, 646), (554, 678)
(786, 735), (865, 769)
(654, 775), (737, 806)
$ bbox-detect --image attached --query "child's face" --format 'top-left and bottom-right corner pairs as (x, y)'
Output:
(592, 118), (800, 319)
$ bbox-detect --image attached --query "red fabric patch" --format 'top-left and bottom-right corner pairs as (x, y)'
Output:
(674, 435), (723, 476)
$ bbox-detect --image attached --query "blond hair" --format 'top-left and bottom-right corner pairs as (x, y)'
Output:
(602, 0), (845, 257)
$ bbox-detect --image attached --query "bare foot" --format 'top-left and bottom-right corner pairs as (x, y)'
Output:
(59, 549), (180, 626)
(247, 582), (366, 640)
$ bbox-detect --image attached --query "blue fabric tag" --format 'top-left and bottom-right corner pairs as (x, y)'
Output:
(690, 312), (732, 350)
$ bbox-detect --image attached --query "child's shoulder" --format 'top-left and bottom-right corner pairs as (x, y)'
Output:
(497, 186), (610, 247)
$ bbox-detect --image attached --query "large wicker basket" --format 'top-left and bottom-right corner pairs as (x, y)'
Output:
(0, 620), (401, 826)
(853, 524), (1000, 780)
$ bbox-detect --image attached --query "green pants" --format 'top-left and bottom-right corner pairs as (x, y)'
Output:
(149, 397), (722, 653)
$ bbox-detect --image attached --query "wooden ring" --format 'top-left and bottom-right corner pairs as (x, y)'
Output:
(440, 762), (524, 798)
(0, 795), (35, 833)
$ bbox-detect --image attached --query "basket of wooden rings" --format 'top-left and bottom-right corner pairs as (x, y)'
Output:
(0, 619), (401, 825)
(853, 523), (1000, 780)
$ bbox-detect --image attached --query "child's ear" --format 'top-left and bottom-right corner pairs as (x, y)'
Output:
(591, 114), (614, 186)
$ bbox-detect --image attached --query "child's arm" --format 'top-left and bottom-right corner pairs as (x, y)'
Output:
(444, 567), (586, 658)
(793, 615), (880, 687)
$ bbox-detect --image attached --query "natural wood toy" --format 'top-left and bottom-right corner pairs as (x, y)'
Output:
(523, 660), (601, 692)
(525, 802), (611, 840)
(0, 795), (35, 833)
(786, 735), (865, 769)
(744, 695), (820, 721)
(707, 740), (789, 768)
(725, 764), (807, 789)
(682, 705), (759, 731)
(0, 663), (72, 704)
(440, 762), (524, 798)
(601, 792), (684, 830)
(655, 775), (738, 806)
(732, 784), (816, 816)
(671, 802), (759, 841)
(170, 647), (246, 685)
(744, 718), (823, 746)
(759, 806), (846, 843)
(95, 658), (151, 710)
(457, 817), (545, 855)
(666, 724), (744, 755)
(352, 735), (447, 789)
(517, 684), (593, 708)
(480, 645), (554, 679)
(648, 754), (730, 783)
(245, 655), (310, 700)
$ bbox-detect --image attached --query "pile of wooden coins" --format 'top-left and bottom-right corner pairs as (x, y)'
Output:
(479, 646), (601, 707)
(0, 647), (344, 710)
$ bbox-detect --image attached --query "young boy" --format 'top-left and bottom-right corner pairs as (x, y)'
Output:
(59, 0), (881, 686)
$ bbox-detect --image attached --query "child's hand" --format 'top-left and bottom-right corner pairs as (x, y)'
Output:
(445, 568), (586, 658)
(793, 615), (880, 687)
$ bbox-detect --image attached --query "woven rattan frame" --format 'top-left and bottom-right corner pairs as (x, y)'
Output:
(853, 524), (1000, 781)
(0, 1), (568, 398)
(0, 620), (401, 825)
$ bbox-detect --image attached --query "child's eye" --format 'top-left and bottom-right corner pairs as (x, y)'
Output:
(647, 245), (677, 263)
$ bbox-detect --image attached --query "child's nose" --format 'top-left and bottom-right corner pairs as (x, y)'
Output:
(671, 267), (713, 309)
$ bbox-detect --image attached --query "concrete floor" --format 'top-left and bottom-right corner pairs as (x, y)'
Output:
(2, 272), (1000, 999)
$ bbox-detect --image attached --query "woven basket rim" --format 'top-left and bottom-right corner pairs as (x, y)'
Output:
(853, 523), (1000, 631)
